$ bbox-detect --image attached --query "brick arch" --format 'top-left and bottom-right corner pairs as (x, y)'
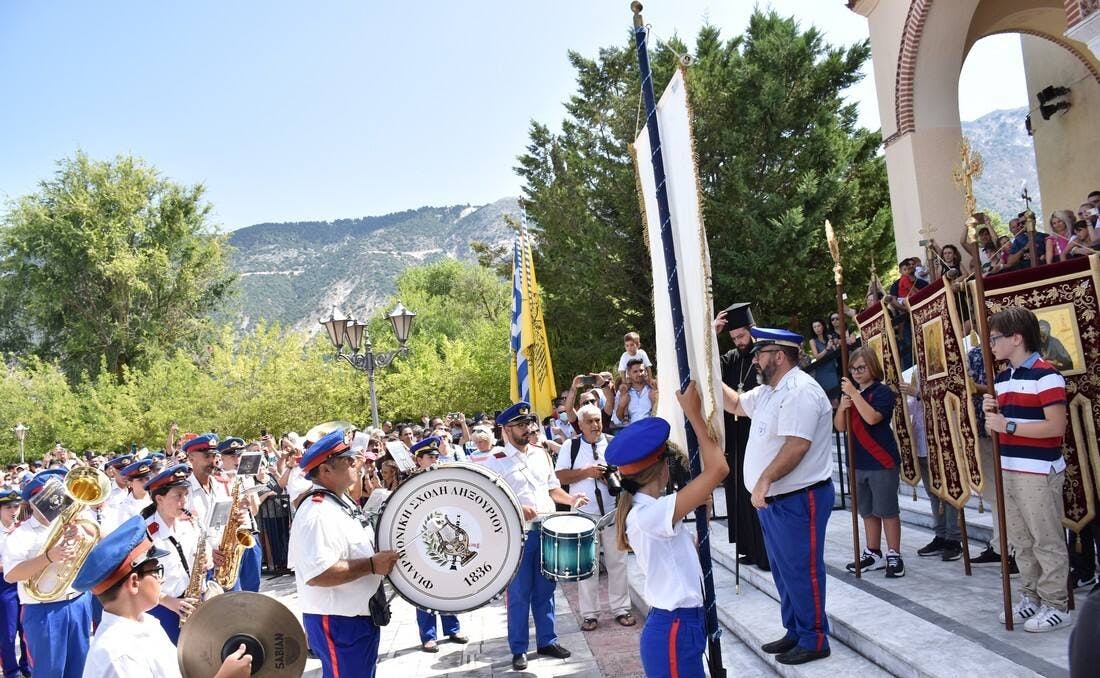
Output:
(886, 0), (933, 146)
(987, 28), (1100, 82)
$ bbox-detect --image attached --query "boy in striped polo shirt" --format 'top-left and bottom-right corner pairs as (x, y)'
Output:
(982, 306), (1070, 633)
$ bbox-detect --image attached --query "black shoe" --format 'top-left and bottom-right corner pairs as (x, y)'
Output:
(971, 546), (1001, 564)
(917, 536), (945, 557)
(776, 645), (831, 665)
(885, 551), (905, 578)
(761, 636), (798, 654)
(757, 561), (771, 572)
(1006, 555), (1019, 576)
(449, 633), (469, 643)
(941, 540), (962, 561)
(512, 653), (528, 670)
(846, 548), (884, 573)
(536, 643), (572, 659)
(738, 554), (754, 565)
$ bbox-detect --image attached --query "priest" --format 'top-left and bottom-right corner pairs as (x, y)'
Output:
(715, 302), (769, 570)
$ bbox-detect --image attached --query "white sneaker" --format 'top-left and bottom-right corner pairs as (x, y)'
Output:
(999, 595), (1039, 624)
(1024, 605), (1071, 633)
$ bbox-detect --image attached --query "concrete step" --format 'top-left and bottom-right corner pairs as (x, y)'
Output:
(626, 556), (883, 677)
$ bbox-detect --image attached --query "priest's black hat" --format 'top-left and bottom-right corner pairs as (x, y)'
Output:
(721, 302), (754, 330)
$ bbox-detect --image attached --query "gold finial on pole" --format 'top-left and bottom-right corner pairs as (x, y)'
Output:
(825, 219), (843, 286)
(631, 2), (644, 27)
(952, 138), (984, 218)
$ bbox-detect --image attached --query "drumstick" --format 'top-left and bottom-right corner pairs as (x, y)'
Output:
(396, 515), (447, 557)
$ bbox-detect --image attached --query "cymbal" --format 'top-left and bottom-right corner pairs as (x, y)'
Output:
(305, 420), (355, 444)
(177, 591), (307, 677)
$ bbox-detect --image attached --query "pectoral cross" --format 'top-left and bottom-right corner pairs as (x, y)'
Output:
(952, 138), (984, 218)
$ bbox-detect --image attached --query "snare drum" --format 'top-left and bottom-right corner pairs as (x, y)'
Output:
(540, 513), (597, 582)
(376, 462), (525, 614)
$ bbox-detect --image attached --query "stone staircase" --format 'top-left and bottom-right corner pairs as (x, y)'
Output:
(623, 446), (1074, 678)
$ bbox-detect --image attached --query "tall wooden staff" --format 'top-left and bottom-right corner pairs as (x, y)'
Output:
(955, 141), (1015, 630)
(631, 3), (724, 673)
(826, 220), (862, 577)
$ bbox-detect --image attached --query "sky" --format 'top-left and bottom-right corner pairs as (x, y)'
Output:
(0, 2), (1029, 232)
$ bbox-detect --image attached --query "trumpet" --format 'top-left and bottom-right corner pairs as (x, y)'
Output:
(26, 466), (111, 601)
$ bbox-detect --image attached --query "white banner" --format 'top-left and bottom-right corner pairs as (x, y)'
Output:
(632, 68), (725, 450)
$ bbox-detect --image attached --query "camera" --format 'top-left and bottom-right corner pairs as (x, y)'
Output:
(602, 464), (622, 496)
(579, 375), (596, 388)
(448, 413), (463, 422)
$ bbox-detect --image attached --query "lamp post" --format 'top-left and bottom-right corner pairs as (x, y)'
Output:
(12, 423), (28, 465)
(320, 302), (416, 429)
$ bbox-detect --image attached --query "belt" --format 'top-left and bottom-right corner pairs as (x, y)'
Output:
(24, 590), (84, 605)
(765, 479), (831, 505)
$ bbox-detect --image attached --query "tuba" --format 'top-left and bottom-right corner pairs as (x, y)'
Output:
(26, 466), (111, 601)
(212, 477), (256, 590)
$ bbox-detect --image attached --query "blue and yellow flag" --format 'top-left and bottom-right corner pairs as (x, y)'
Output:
(509, 211), (556, 419)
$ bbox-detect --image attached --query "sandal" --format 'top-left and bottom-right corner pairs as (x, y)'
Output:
(615, 613), (637, 627)
(581, 617), (598, 631)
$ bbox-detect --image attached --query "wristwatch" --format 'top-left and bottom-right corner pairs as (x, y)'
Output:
(1005, 421), (1017, 435)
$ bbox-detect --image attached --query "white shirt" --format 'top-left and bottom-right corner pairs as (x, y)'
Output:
(82, 611), (182, 678)
(481, 442), (561, 521)
(288, 487), (380, 617)
(1, 518), (81, 604)
(286, 467), (313, 508)
(186, 473), (231, 538)
(618, 348), (652, 373)
(740, 367), (834, 496)
(626, 493), (703, 610)
(147, 511), (205, 598)
(554, 435), (613, 516)
(117, 493), (152, 522)
(613, 385), (654, 426)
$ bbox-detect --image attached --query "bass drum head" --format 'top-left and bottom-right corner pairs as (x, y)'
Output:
(376, 462), (525, 614)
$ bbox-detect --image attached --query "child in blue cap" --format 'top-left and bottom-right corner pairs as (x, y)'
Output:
(606, 382), (728, 678)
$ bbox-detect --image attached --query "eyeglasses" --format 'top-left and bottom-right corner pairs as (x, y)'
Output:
(135, 562), (164, 580)
(850, 364), (868, 374)
(754, 348), (782, 357)
(989, 334), (1006, 344)
(580, 400), (596, 405)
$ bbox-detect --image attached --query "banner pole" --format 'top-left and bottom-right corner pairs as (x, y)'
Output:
(631, 4), (724, 675)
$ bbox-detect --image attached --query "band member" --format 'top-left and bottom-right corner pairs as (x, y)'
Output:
(103, 454), (135, 510)
(607, 383), (728, 678)
(74, 515), (252, 678)
(1, 470), (94, 678)
(288, 428), (400, 678)
(216, 437), (264, 592)
(182, 434), (235, 590)
(481, 402), (587, 671)
(0, 491), (29, 678)
(116, 459), (155, 521)
(144, 464), (207, 643)
(713, 302), (769, 569)
(723, 327), (835, 665)
(554, 403), (633, 630)
(409, 437), (469, 652)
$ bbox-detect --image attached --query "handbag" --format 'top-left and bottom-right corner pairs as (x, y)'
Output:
(369, 579), (391, 626)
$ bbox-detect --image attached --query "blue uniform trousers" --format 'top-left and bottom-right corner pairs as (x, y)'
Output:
(303, 613), (379, 678)
(21, 593), (92, 678)
(239, 539), (263, 592)
(756, 483), (833, 652)
(149, 603), (183, 644)
(0, 581), (28, 678)
(506, 529), (556, 655)
(639, 607), (705, 678)
(415, 609), (460, 643)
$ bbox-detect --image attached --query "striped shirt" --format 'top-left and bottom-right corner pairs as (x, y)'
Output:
(993, 352), (1067, 474)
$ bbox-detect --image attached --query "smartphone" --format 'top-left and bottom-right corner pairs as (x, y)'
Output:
(579, 375), (596, 388)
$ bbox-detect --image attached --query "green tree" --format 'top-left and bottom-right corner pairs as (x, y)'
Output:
(0, 152), (237, 380)
(517, 12), (895, 384)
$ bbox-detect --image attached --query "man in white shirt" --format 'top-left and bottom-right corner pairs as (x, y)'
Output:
(553, 404), (632, 631)
(723, 327), (834, 666)
(216, 437), (264, 593)
(74, 514), (251, 678)
(182, 434), (234, 588)
(288, 427), (399, 678)
(481, 402), (587, 671)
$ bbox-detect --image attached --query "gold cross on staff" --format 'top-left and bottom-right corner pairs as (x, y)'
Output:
(952, 137), (983, 218)
(918, 222), (937, 243)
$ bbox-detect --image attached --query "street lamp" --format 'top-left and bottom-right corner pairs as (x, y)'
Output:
(320, 302), (417, 428)
(12, 423), (28, 465)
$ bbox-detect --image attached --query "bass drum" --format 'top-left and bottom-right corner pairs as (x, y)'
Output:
(376, 462), (525, 614)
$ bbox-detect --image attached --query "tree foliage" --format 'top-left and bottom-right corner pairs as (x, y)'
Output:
(517, 12), (896, 384)
(0, 259), (511, 464)
(0, 152), (237, 380)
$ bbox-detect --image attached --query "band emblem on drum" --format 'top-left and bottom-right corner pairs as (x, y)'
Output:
(421, 511), (478, 570)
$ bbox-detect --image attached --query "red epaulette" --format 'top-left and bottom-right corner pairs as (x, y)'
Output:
(148, 521), (160, 535)
(312, 494), (324, 503)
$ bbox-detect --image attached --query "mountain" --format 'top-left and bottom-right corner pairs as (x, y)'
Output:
(227, 197), (519, 332)
(962, 106), (1042, 222)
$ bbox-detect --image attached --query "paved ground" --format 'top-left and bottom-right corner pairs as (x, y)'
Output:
(262, 569), (644, 677)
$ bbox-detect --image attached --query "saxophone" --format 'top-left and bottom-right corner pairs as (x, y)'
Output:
(212, 477), (256, 590)
(179, 527), (222, 627)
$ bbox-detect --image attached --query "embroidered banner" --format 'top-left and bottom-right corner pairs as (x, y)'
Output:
(907, 278), (981, 510)
(856, 303), (919, 487)
(980, 255), (1100, 532)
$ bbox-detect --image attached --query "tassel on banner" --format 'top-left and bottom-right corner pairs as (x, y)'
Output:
(978, 497), (985, 513)
(912, 486), (918, 501)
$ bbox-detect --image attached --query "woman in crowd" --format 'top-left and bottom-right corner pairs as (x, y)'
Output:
(1046, 210), (1076, 263)
(808, 319), (840, 406)
(939, 244), (967, 279)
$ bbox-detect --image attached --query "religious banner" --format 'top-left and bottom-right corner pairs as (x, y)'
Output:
(908, 278), (982, 510)
(855, 302), (919, 488)
(631, 66), (724, 449)
(979, 254), (1100, 532)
